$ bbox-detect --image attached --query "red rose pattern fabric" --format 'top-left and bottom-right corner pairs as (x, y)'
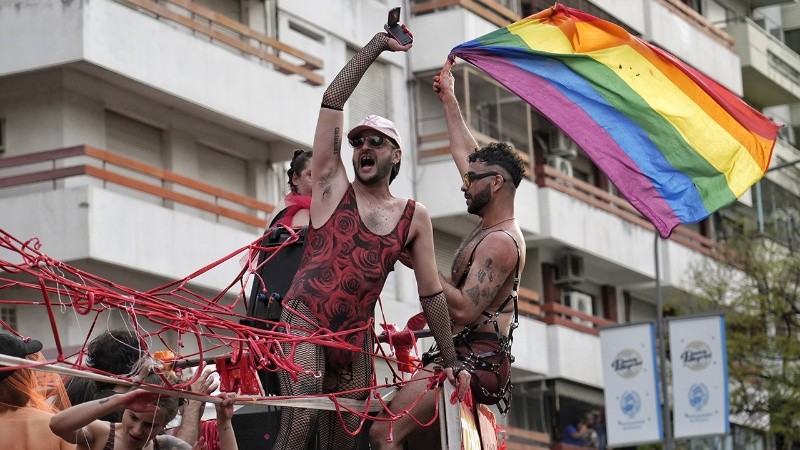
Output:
(284, 185), (414, 368)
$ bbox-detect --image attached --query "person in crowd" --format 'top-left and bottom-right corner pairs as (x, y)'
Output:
(170, 365), (218, 447)
(370, 58), (526, 448)
(0, 333), (75, 449)
(272, 26), (468, 450)
(65, 329), (145, 422)
(270, 149), (313, 228)
(592, 409), (606, 450)
(51, 363), (240, 450)
(563, 412), (597, 448)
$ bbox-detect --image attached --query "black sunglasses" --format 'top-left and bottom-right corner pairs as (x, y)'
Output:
(349, 135), (393, 148)
(462, 171), (502, 188)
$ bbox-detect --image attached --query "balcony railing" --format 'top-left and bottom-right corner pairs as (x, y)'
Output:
(536, 163), (725, 260)
(505, 426), (551, 450)
(0, 146), (274, 228)
(541, 301), (614, 336)
(518, 286), (542, 320)
(658, 0), (734, 49)
(418, 131), (533, 177)
(410, 0), (521, 28)
(114, 0), (324, 86)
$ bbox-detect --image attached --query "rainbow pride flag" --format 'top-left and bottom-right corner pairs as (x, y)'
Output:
(450, 4), (779, 238)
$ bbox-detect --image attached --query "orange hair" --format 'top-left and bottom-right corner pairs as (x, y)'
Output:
(0, 352), (70, 412)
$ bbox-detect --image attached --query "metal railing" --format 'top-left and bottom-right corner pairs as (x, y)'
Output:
(114, 0), (324, 85)
(410, 0), (521, 28)
(0, 145), (274, 228)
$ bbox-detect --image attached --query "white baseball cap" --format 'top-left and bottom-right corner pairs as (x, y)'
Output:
(347, 115), (402, 148)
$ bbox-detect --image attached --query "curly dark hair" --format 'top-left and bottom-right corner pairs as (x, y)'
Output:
(286, 149), (313, 192)
(86, 329), (144, 375)
(468, 142), (525, 188)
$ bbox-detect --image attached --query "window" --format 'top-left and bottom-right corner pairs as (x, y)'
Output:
(347, 48), (391, 126)
(0, 306), (17, 331)
(197, 143), (248, 197)
(105, 111), (163, 167)
(508, 379), (552, 435)
(193, 0), (241, 21)
(784, 28), (800, 57)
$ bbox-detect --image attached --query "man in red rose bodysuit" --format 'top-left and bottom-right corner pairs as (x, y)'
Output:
(272, 29), (470, 450)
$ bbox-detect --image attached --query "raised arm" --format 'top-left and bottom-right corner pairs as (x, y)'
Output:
(439, 232), (517, 324)
(49, 390), (158, 446)
(214, 393), (239, 450)
(407, 203), (470, 399)
(433, 59), (479, 176)
(175, 366), (218, 445)
(312, 33), (412, 222)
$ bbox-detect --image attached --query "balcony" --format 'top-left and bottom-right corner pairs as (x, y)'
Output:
(0, 145), (269, 289)
(407, 3), (516, 72)
(724, 16), (800, 107)
(0, 0), (324, 136)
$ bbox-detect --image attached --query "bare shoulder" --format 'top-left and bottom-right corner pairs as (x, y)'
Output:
(157, 434), (192, 450)
(475, 230), (520, 264)
(410, 200), (430, 218)
(404, 201), (432, 241)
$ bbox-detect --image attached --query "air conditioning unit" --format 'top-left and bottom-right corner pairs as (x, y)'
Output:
(555, 253), (584, 285)
(547, 128), (578, 158)
(546, 155), (573, 178)
(562, 291), (594, 325)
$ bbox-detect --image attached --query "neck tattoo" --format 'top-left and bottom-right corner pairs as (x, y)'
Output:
(481, 217), (515, 230)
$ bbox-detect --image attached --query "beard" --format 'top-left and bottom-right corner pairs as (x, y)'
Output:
(353, 155), (395, 186)
(467, 183), (492, 214)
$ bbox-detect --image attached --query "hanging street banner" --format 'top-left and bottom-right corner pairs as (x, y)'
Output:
(600, 323), (663, 446)
(669, 314), (729, 439)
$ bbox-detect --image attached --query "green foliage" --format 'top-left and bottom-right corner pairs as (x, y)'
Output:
(672, 227), (800, 449)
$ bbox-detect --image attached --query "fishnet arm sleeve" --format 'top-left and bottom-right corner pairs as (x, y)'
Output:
(321, 33), (390, 111)
(420, 291), (460, 368)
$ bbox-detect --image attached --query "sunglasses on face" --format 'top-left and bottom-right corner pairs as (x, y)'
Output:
(462, 171), (500, 188)
(349, 135), (392, 148)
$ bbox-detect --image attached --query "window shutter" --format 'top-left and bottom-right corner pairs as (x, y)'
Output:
(347, 48), (391, 126)
(105, 111), (162, 166)
(197, 144), (248, 196)
(193, 0), (241, 21)
(433, 230), (462, 275)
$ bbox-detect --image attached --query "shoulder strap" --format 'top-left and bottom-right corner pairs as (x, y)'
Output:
(498, 230), (521, 331)
(456, 230), (521, 337)
(103, 423), (115, 450)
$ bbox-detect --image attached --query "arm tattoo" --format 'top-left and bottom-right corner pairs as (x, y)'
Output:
(476, 258), (494, 283)
(99, 398), (109, 404)
(466, 285), (480, 305)
(333, 127), (340, 155)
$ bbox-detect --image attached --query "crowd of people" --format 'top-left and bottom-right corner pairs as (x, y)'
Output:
(0, 24), (528, 450)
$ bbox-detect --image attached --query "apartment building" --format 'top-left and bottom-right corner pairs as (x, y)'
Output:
(1, 0), (797, 448)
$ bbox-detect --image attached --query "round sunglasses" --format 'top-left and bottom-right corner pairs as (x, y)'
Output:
(462, 171), (507, 187)
(349, 135), (395, 148)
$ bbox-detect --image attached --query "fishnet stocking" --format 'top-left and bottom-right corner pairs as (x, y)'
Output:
(273, 300), (324, 450)
(321, 33), (390, 111)
(318, 333), (373, 450)
(419, 292), (459, 368)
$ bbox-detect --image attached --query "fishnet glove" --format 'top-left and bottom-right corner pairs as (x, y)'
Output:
(321, 33), (390, 110)
(419, 291), (460, 369)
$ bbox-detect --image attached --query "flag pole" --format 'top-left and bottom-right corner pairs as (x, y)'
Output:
(654, 232), (674, 450)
